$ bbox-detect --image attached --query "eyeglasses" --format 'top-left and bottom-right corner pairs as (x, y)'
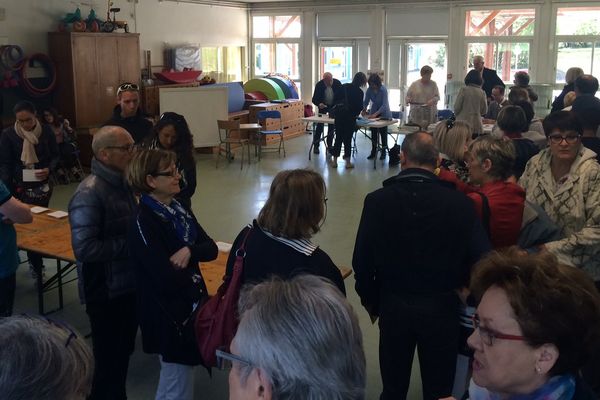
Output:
(216, 349), (253, 370)
(548, 134), (580, 145)
(105, 143), (137, 153)
(117, 82), (139, 96)
(20, 314), (78, 348)
(471, 313), (525, 347)
(152, 168), (180, 178)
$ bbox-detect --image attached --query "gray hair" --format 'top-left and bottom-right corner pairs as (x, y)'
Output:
(402, 131), (439, 167)
(233, 275), (366, 400)
(0, 315), (94, 400)
(91, 125), (131, 156)
(468, 135), (516, 181)
(565, 67), (584, 85)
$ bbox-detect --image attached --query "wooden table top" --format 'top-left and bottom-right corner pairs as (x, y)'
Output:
(15, 209), (353, 297)
(200, 250), (352, 296)
(15, 209), (75, 263)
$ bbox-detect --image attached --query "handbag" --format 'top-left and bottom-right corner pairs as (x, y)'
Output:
(194, 227), (252, 367)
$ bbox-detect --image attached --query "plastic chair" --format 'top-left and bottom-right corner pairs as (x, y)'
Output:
(216, 119), (251, 170)
(256, 110), (286, 160)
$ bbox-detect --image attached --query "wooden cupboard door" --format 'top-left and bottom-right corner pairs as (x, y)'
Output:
(72, 35), (99, 127)
(96, 36), (120, 126)
(117, 36), (141, 85)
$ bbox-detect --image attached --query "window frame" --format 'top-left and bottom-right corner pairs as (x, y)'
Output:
(251, 14), (303, 88)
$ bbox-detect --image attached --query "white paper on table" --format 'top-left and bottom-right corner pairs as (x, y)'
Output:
(47, 210), (69, 219)
(216, 241), (232, 253)
(30, 206), (49, 214)
(23, 169), (43, 182)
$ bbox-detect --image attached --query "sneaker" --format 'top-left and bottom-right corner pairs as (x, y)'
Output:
(313, 146), (320, 155)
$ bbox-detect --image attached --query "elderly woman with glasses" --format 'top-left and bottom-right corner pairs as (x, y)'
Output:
(145, 112), (197, 210)
(0, 315), (94, 400)
(225, 169), (345, 295)
(519, 111), (600, 287)
(127, 148), (218, 400)
(222, 275), (366, 400)
(464, 249), (600, 399)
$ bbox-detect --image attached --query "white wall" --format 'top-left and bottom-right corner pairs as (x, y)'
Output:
(0, 0), (248, 67)
(135, 1), (247, 67)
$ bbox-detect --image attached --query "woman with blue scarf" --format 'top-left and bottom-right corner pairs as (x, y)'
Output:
(127, 149), (217, 400)
(459, 249), (600, 400)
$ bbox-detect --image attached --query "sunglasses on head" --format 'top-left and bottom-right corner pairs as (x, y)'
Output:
(160, 112), (185, 124)
(445, 116), (456, 129)
(117, 82), (139, 96)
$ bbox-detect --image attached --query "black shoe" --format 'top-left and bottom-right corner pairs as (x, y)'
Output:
(379, 150), (387, 160)
(367, 151), (376, 160)
(313, 146), (320, 155)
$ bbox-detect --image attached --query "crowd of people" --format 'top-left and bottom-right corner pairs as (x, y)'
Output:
(1, 59), (600, 400)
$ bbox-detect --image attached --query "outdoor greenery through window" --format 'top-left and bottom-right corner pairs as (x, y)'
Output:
(252, 15), (302, 91)
(555, 7), (600, 83)
(201, 47), (244, 82)
(465, 8), (534, 82)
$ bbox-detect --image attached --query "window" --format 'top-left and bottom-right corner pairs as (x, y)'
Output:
(554, 7), (600, 83)
(201, 47), (245, 83)
(466, 9), (535, 37)
(464, 8), (535, 82)
(252, 15), (302, 90)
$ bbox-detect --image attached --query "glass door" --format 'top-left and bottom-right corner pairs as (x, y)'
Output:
(388, 40), (447, 116)
(319, 41), (355, 83)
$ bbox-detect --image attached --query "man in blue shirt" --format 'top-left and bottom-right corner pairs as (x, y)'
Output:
(363, 73), (392, 160)
(0, 180), (33, 316)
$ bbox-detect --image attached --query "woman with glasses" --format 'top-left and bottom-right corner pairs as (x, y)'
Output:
(127, 148), (218, 400)
(519, 111), (600, 286)
(465, 249), (600, 399)
(145, 112), (196, 210)
(225, 169), (345, 295)
(223, 275), (365, 400)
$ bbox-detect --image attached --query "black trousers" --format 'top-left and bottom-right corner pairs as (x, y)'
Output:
(313, 122), (335, 148)
(332, 113), (355, 158)
(379, 291), (459, 400)
(582, 281), (600, 396)
(0, 273), (16, 317)
(370, 127), (388, 153)
(86, 293), (138, 400)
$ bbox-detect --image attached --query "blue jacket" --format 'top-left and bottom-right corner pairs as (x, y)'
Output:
(68, 158), (138, 303)
(363, 85), (392, 119)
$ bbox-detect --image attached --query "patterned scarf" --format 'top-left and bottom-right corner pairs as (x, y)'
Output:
(468, 374), (575, 400)
(140, 194), (197, 245)
(14, 119), (42, 166)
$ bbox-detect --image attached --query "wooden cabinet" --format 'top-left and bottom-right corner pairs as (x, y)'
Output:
(48, 32), (140, 128)
(249, 101), (304, 144)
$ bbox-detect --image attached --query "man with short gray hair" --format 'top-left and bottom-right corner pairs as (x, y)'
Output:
(473, 55), (504, 101)
(68, 125), (138, 400)
(311, 72), (342, 154)
(353, 132), (490, 400)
